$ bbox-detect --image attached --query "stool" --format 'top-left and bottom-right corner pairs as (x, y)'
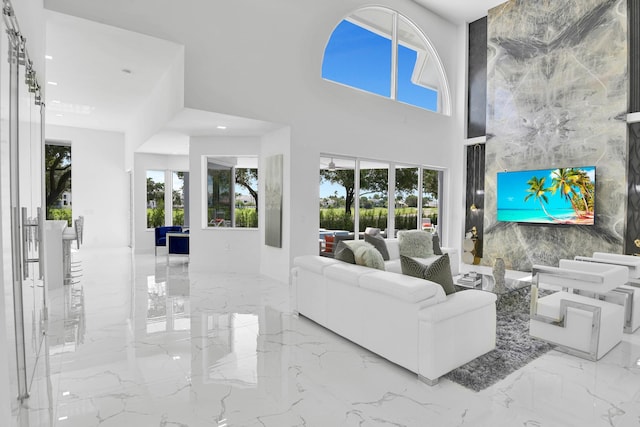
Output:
(530, 291), (624, 360)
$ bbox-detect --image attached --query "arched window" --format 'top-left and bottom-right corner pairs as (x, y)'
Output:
(322, 7), (451, 115)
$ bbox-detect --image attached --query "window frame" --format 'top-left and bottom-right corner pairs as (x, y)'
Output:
(321, 6), (452, 115)
(319, 154), (444, 238)
(201, 155), (259, 230)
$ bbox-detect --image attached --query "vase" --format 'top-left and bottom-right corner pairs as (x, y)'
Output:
(493, 257), (506, 292)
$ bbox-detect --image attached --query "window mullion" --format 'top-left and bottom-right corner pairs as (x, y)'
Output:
(390, 13), (398, 100)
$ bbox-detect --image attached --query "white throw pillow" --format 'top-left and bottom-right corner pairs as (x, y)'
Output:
(397, 230), (434, 258)
(353, 243), (386, 270)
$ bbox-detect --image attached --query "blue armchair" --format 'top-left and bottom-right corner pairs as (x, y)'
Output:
(154, 226), (183, 255)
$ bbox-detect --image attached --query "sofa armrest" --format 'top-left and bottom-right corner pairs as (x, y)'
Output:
(419, 290), (496, 323)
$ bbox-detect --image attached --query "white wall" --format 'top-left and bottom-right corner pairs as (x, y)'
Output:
(188, 136), (261, 273)
(124, 48), (185, 171)
(46, 125), (129, 248)
(134, 152), (189, 253)
(46, 0), (465, 278)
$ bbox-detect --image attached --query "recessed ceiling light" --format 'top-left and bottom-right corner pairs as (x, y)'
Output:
(51, 100), (61, 104)
(62, 391), (70, 396)
(58, 416), (68, 421)
(45, 55), (53, 60)
(216, 125), (227, 130)
(55, 114), (63, 117)
(47, 81), (58, 86)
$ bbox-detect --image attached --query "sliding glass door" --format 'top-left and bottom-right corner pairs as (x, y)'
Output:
(0, 5), (46, 405)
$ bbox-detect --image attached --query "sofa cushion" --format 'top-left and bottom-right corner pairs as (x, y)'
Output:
(359, 271), (444, 303)
(324, 261), (377, 284)
(353, 243), (385, 270)
(335, 240), (370, 264)
(398, 230), (434, 258)
(364, 233), (390, 260)
(401, 254), (456, 295)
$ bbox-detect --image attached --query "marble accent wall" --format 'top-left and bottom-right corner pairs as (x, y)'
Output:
(484, 0), (628, 271)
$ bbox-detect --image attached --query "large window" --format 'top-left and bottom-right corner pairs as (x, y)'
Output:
(147, 170), (165, 228)
(206, 156), (258, 228)
(359, 160), (389, 231)
(147, 170), (189, 229)
(172, 172), (186, 226)
(45, 142), (72, 225)
(319, 155), (442, 237)
(322, 7), (450, 114)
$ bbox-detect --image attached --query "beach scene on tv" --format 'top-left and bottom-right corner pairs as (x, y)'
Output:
(497, 166), (595, 225)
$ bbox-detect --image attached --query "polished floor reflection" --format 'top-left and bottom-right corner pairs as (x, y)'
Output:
(12, 247), (640, 426)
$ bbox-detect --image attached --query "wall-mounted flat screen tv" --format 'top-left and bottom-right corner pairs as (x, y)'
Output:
(497, 166), (595, 225)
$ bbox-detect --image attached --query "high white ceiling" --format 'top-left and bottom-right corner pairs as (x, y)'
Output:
(44, 1), (504, 154)
(412, 0), (506, 24)
(44, 11), (183, 132)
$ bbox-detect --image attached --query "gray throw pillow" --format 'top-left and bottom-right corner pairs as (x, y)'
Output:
(400, 255), (426, 279)
(364, 233), (390, 260)
(334, 241), (355, 264)
(398, 230), (434, 258)
(400, 254), (456, 295)
(432, 233), (443, 256)
(335, 240), (371, 265)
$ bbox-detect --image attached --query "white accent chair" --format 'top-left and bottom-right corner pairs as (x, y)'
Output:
(530, 260), (627, 361)
(574, 252), (640, 333)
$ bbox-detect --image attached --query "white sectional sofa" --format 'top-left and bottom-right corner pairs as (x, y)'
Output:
(291, 239), (497, 384)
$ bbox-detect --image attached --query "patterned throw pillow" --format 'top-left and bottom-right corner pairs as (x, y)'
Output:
(424, 253), (456, 295)
(364, 233), (390, 260)
(400, 254), (456, 295)
(353, 243), (385, 270)
(398, 230), (434, 258)
(400, 255), (427, 279)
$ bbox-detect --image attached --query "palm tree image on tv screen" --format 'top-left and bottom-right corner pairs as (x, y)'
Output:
(497, 166), (595, 225)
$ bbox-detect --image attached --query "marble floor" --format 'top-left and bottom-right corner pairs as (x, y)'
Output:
(10, 247), (640, 426)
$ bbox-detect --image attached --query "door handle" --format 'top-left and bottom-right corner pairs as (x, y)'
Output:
(21, 206), (43, 280)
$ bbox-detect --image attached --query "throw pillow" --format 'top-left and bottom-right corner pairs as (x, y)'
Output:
(400, 254), (456, 295)
(364, 233), (390, 260)
(353, 243), (385, 270)
(398, 230), (434, 258)
(432, 233), (443, 256)
(364, 227), (381, 236)
(400, 255), (427, 279)
(334, 240), (370, 265)
(423, 253), (456, 295)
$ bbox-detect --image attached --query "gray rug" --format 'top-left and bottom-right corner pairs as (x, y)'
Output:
(443, 288), (555, 392)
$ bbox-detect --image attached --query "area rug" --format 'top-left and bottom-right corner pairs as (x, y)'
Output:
(443, 289), (555, 392)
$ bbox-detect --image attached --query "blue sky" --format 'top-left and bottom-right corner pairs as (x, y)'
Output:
(322, 19), (437, 112)
(497, 167), (595, 210)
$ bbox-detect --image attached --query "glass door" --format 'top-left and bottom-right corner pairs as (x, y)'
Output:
(0, 5), (46, 405)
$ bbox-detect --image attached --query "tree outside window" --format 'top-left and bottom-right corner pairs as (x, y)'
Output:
(45, 143), (72, 225)
(147, 170), (165, 228)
